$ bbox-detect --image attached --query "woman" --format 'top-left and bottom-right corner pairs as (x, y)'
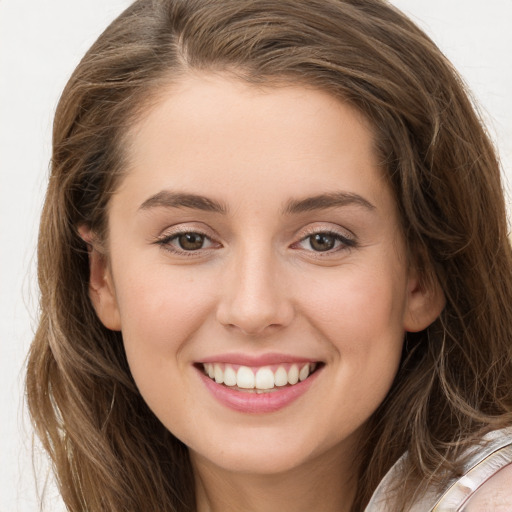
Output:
(26, 0), (512, 510)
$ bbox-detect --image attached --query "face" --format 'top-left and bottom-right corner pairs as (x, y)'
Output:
(87, 74), (442, 478)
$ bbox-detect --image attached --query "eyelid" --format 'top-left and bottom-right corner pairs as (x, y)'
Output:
(291, 224), (357, 253)
(153, 224), (222, 255)
(151, 222), (356, 256)
(154, 219), (220, 239)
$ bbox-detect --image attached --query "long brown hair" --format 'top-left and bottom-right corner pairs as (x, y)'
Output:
(26, 0), (512, 510)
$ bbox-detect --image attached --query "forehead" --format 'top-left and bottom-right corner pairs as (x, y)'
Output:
(128, 73), (376, 145)
(107, 73), (401, 231)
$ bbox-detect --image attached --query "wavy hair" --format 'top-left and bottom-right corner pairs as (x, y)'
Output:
(26, 0), (512, 510)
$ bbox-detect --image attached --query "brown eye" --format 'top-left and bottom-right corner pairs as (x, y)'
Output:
(178, 233), (206, 250)
(156, 229), (219, 255)
(308, 233), (337, 252)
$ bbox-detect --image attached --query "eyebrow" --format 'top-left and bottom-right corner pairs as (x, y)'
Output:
(139, 191), (228, 214)
(283, 192), (375, 214)
(138, 190), (375, 215)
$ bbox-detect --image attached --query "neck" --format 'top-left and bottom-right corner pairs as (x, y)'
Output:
(191, 445), (358, 512)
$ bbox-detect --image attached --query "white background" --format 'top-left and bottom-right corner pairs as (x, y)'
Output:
(1, 1), (511, 510)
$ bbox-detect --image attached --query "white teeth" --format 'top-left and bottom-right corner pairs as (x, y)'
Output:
(223, 365), (237, 387)
(237, 366), (255, 389)
(202, 362), (318, 390)
(255, 367), (275, 390)
(288, 365), (299, 385)
(299, 364), (309, 382)
(274, 366), (288, 387)
(214, 363), (224, 384)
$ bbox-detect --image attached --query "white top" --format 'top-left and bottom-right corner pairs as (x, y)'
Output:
(365, 427), (512, 511)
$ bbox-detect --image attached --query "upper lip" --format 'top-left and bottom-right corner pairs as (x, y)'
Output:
(198, 353), (321, 366)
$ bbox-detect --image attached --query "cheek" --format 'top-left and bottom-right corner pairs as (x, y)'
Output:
(296, 266), (406, 405)
(112, 264), (218, 380)
(111, 267), (217, 433)
(298, 266), (407, 348)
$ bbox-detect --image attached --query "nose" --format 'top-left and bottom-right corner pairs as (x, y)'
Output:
(216, 246), (295, 336)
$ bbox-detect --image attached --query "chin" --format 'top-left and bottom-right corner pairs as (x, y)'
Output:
(187, 424), (340, 477)
(196, 448), (312, 476)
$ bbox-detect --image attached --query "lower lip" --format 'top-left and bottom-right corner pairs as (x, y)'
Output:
(197, 367), (321, 413)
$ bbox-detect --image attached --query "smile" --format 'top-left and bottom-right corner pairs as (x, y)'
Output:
(196, 354), (324, 413)
(201, 362), (318, 392)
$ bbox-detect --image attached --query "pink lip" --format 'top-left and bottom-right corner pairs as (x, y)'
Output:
(196, 365), (322, 414)
(199, 353), (317, 366)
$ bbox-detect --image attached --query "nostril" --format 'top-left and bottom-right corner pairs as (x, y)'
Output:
(216, 299), (295, 336)
(223, 322), (284, 337)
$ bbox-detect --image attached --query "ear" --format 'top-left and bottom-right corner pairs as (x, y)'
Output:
(403, 267), (445, 333)
(78, 225), (122, 331)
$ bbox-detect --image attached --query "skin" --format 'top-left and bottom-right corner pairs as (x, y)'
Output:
(85, 74), (444, 512)
(464, 463), (512, 511)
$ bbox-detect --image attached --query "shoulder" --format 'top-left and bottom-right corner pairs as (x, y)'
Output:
(464, 463), (512, 511)
(366, 428), (512, 512)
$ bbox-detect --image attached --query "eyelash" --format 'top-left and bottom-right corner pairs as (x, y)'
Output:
(154, 229), (220, 256)
(154, 227), (356, 256)
(293, 228), (357, 254)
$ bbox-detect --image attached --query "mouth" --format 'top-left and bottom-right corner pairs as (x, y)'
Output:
(197, 361), (322, 394)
